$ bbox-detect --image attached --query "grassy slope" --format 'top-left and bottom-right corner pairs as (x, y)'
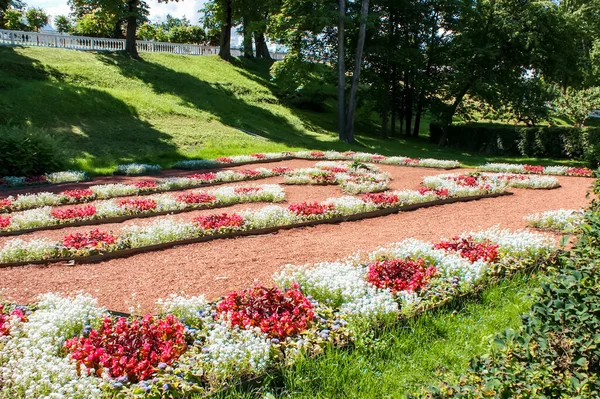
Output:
(209, 273), (541, 399)
(0, 46), (585, 174)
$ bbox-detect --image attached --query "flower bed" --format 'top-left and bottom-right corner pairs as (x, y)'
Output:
(173, 151), (461, 170)
(0, 184), (508, 265)
(283, 162), (391, 194)
(422, 172), (561, 191)
(0, 167), (284, 213)
(524, 209), (584, 233)
(478, 162), (595, 177)
(0, 170), (88, 188)
(114, 163), (162, 176)
(0, 227), (556, 398)
(0, 185), (285, 235)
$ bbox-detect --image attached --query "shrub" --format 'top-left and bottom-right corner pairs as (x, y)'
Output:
(0, 126), (64, 176)
(430, 123), (600, 167)
(414, 188), (600, 398)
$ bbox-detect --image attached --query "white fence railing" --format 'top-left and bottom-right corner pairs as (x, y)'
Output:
(0, 29), (285, 60)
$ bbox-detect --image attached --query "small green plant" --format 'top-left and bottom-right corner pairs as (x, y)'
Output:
(0, 126), (64, 176)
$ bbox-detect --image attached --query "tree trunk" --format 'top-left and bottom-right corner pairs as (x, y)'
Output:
(413, 95), (423, 137)
(345, 0), (370, 143)
(219, 0), (232, 61)
(381, 109), (388, 138)
(125, 0), (139, 57)
(255, 32), (271, 60)
(438, 83), (471, 146)
(242, 17), (253, 58)
(404, 72), (412, 137)
(391, 63), (397, 136)
(337, 0), (346, 142)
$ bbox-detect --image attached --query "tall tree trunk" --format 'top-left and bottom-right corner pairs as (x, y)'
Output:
(337, 0), (346, 142)
(345, 0), (370, 143)
(438, 83), (471, 146)
(413, 95), (423, 137)
(242, 17), (253, 58)
(255, 32), (271, 60)
(404, 72), (412, 137)
(219, 0), (232, 61)
(390, 63), (397, 136)
(125, 0), (139, 57)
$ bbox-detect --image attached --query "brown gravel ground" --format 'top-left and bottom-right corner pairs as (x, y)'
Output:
(0, 160), (593, 312)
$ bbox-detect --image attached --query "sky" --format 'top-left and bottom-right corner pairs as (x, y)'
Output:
(27, 0), (208, 25)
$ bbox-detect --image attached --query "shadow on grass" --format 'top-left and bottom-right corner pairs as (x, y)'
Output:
(0, 47), (181, 169)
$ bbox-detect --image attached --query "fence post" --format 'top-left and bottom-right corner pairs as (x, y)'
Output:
(10, 31), (14, 45)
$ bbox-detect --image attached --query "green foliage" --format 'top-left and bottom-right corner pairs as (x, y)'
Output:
(24, 7), (48, 32)
(270, 54), (336, 111)
(136, 22), (155, 40)
(71, 13), (115, 37)
(54, 15), (73, 34)
(0, 126), (64, 176)
(555, 87), (600, 128)
(414, 191), (600, 398)
(3, 8), (23, 30)
(432, 123), (600, 167)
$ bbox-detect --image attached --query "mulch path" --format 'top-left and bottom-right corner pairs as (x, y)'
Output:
(0, 160), (593, 312)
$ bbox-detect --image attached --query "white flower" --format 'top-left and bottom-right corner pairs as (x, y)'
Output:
(115, 163), (162, 176)
(525, 209), (584, 233)
(45, 171), (88, 184)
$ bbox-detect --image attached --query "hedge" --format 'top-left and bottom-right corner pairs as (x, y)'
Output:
(429, 123), (600, 166)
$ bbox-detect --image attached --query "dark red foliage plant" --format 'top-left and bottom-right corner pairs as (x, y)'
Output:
(65, 315), (187, 382)
(217, 285), (314, 340)
(288, 202), (335, 216)
(193, 213), (244, 230)
(367, 258), (437, 293)
(176, 192), (217, 204)
(51, 205), (97, 220)
(434, 236), (499, 263)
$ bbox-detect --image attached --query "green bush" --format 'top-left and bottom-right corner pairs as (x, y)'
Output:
(413, 186), (600, 398)
(0, 126), (64, 176)
(430, 123), (600, 167)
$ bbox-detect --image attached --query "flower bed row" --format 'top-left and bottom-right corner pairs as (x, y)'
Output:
(0, 171), (88, 189)
(0, 167), (286, 213)
(525, 209), (584, 233)
(283, 162), (391, 194)
(0, 183), (508, 266)
(0, 185), (285, 236)
(0, 227), (556, 398)
(477, 162), (595, 177)
(173, 151), (462, 170)
(422, 172), (561, 191)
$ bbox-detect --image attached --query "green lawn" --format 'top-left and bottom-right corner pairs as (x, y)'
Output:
(206, 272), (542, 399)
(0, 47), (586, 174)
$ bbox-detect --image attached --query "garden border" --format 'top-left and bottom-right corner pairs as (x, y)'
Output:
(0, 191), (511, 268)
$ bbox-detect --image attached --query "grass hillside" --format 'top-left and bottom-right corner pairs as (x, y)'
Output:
(0, 47), (585, 173)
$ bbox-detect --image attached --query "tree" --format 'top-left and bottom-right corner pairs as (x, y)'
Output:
(219, 0), (232, 60)
(54, 15), (73, 33)
(25, 7), (48, 31)
(555, 87), (600, 127)
(337, 0), (346, 141)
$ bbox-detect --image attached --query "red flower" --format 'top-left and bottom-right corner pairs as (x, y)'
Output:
(176, 192), (217, 204)
(434, 236), (499, 263)
(0, 215), (11, 229)
(0, 199), (12, 212)
(523, 165), (544, 174)
(118, 198), (157, 212)
(63, 229), (118, 250)
(372, 155), (387, 161)
(0, 305), (26, 337)
(320, 166), (348, 173)
(288, 202), (335, 216)
(362, 192), (399, 205)
(216, 157), (234, 163)
(342, 151), (356, 156)
(193, 213), (244, 230)
(62, 189), (95, 201)
(271, 167), (292, 174)
(133, 180), (158, 189)
(51, 205), (97, 220)
(566, 167), (593, 177)
(250, 153), (266, 159)
(418, 186), (450, 198)
(367, 258), (437, 293)
(64, 314), (187, 382)
(238, 169), (261, 177)
(310, 151), (325, 158)
(217, 285), (314, 339)
(188, 173), (217, 182)
(24, 175), (47, 184)
(453, 174), (479, 187)
(405, 158), (420, 164)
(234, 187), (261, 194)
(309, 171), (336, 184)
